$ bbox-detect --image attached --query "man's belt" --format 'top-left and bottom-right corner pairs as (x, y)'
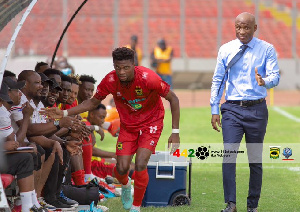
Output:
(226, 98), (265, 107)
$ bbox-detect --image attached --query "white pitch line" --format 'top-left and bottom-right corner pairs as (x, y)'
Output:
(272, 107), (300, 123)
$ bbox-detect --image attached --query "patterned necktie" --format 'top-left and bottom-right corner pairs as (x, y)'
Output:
(217, 44), (248, 95)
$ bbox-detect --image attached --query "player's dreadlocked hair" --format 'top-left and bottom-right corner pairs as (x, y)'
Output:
(79, 75), (97, 84)
(70, 74), (81, 85)
(112, 47), (134, 63)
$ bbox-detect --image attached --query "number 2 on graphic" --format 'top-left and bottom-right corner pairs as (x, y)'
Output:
(149, 126), (157, 134)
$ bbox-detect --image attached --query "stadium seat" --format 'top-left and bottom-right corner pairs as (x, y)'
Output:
(0, 0), (295, 58)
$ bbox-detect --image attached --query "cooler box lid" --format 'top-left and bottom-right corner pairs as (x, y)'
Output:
(148, 151), (189, 167)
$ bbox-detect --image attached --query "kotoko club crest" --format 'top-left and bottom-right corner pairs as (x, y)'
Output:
(135, 86), (143, 96)
(117, 142), (123, 150)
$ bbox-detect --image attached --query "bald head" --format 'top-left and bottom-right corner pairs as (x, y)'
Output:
(236, 12), (256, 25)
(18, 70), (43, 100)
(235, 12), (257, 44)
(18, 70), (36, 82)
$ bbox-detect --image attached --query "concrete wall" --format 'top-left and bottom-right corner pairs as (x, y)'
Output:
(4, 56), (300, 90)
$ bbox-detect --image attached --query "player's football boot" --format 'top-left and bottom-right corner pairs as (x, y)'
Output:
(121, 177), (133, 210)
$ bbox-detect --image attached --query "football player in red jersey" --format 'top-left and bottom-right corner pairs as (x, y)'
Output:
(41, 47), (180, 212)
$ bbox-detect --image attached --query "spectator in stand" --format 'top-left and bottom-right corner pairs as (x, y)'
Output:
(125, 35), (143, 66)
(57, 56), (75, 76)
(151, 39), (174, 89)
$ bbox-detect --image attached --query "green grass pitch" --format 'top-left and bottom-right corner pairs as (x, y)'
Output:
(96, 107), (300, 212)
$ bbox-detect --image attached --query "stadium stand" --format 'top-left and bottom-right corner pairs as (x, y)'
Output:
(0, 0), (298, 58)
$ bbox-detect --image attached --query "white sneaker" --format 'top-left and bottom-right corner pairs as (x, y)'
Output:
(37, 197), (56, 210)
(84, 174), (97, 182)
(97, 205), (109, 211)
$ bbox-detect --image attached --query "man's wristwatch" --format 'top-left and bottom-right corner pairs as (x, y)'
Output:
(53, 120), (61, 130)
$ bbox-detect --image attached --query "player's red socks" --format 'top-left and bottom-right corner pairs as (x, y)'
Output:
(130, 171), (135, 180)
(113, 166), (129, 185)
(72, 170), (85, 186)
(133, 169), (149, 207)
(82, 140), (93, 174)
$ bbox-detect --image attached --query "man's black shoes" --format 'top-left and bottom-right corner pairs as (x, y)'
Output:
(221, 202), (237, 212)
(247, 207), (258, 212)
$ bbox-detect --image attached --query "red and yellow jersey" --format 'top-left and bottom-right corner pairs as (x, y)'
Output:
(57, 103), (67, 110)
(65, 99), (78, 109)
(154, 46), (172, 75)
(94, 66), (170, 132)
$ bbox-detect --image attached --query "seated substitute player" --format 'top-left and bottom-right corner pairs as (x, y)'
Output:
(41, 47), (180, 212)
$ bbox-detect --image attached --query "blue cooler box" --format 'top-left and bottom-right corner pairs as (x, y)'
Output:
(142, 151), (189, 207)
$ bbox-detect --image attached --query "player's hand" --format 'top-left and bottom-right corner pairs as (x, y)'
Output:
(65, 140), (82, 155)
(40, 107), (63, 119)
(255, 67), (265, 86)
(69, 131), (83, 141)
(22, 101), (34, 117)
(96, 128), (105, 141)
(52, 141), (63, 164)
(4, 141), (19, 151)
(59, 117), (77, 128)
(87, 125), (105, 141)
(168, 133), (180, 154)
(211, 114), (221, 132)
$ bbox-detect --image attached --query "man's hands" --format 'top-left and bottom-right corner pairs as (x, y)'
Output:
(168, 133), (180, 154)
(59, 117), (91, 140)
(65, 140), (82, 156)
(40, 107), (63, 119)
(211, 114), (221, 132)
(255, 67), (265, 86)
(27, 143), (37, 153)
(52, 141), (63, 164)
(4, 141), (19, 151)
(22, 102), (34, 117)
(87, 125), (105, 141)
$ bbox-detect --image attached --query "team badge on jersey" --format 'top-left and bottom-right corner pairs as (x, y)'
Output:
(117, 142), (123, 150)
(135, 86), (143, 97)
